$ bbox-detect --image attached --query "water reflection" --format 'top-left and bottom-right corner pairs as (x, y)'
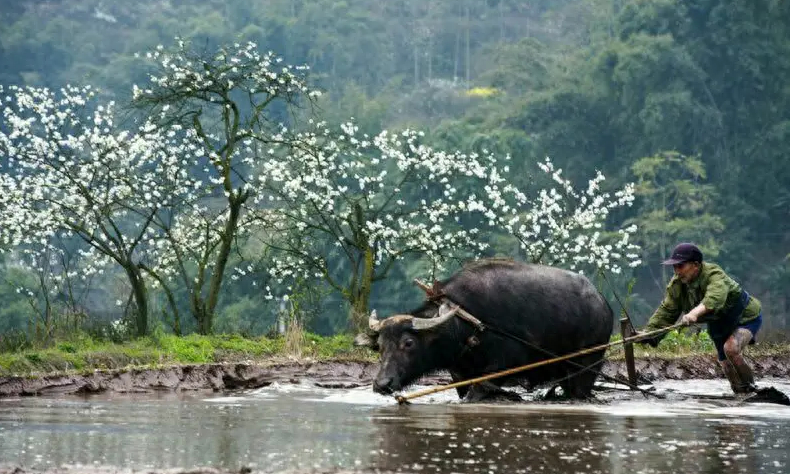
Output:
(369, 404), (611, 473)
(366, 402), (788, 474)
(0, 380), (788, 473)
(0, 392), (376, 471)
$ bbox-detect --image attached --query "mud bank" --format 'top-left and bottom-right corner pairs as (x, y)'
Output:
(0, 468), (379, 474)
(1, 354), (789, 398)
(0, 360), (378, 397)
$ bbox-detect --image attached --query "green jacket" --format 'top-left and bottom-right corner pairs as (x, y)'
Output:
(645, 262), (761, 335)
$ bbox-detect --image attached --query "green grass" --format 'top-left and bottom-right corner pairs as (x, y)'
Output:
(607, 328), (790, 359)
(0, 332), (377, 377)
(1, 328), (787, 377)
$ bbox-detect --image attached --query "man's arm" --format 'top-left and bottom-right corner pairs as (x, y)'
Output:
(645, 289), (681, 331)
(682, 269), (732, 324)
(678, 301), (712, 325)
(638, 282), (682, 346)
(697, 269), (731, 320)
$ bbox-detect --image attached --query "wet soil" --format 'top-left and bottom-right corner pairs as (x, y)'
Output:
(2, 353), (789, 398)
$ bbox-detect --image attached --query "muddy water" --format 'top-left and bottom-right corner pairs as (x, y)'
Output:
(1, 379), (789, 473)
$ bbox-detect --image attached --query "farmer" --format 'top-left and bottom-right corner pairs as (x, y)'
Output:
(638, 242), (763, 394)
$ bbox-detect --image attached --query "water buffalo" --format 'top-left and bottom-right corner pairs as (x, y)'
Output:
(356, 259), (614, 401)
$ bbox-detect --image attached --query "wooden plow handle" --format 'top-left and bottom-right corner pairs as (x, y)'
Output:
(413, 279), (486, 331)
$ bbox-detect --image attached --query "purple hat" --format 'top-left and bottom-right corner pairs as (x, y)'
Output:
(662, 243), (703, 265)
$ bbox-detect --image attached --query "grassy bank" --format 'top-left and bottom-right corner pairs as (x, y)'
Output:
(1, 329), (788, 377)
(606, 329), (790, 360)
(0, 332), (375, 377)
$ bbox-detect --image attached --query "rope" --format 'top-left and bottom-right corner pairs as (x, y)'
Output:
(598, 269), (637, 335)
(482, 324), (658, 398)
(394, 323), (684, 404)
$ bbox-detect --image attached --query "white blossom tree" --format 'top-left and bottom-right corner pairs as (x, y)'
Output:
(254, 125), (642, 330)
(499, 158), (642, 275)
(0, 39), (642, 337)
(0, 85), (201, 336)
(255, 121), (507, 329)
(128, 39), (321, 334)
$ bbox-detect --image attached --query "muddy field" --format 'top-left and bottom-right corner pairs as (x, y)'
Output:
(2, 354), (790, 398)
(2, 355), (790, 474)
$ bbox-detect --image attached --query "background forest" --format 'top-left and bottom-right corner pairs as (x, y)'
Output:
(0, 0), (788, 346)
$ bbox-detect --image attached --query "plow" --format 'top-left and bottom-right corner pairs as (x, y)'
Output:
(389, 279), (790, 407)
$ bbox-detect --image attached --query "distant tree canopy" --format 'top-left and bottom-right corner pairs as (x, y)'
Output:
(1, 0), (789, 338)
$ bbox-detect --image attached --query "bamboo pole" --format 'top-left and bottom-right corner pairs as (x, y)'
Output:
(394, 322), (683, 404)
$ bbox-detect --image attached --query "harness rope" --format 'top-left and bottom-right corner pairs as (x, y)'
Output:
(481, 323), (655, 396)
(598, 269), (637, 335)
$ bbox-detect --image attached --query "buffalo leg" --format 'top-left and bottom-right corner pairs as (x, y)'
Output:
(449, 371), (469, 399)
(463, 381), (523, 403)
(561, 354), (605, 399)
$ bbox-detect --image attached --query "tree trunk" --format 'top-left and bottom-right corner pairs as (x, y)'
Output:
(196, 307), (211, 335)
(124, 265), (149, 337)
(349, 247), (375, 332)
(201, 196), (244, 335)
(191, 293), (206, 333)
(350, 291), (371, 333)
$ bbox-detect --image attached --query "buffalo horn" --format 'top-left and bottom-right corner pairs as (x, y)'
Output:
(369, 310), (419, 331)
(411, 303), (460, 331)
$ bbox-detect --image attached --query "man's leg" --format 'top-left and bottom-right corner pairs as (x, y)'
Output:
(720, 328), (756, 394)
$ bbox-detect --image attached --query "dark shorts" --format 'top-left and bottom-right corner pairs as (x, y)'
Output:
(715, 313), (762, 361)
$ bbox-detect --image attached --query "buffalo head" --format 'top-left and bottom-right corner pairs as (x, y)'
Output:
(356, 304), (459, 395)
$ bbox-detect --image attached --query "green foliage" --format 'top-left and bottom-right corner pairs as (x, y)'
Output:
(0, 264), (37, 338)
(629, 151), (725, 284)
(210, 334), (280, 356)
(655, 329), (716, 353)
(153, 334), (215, 364)
(0, 331), (30, 353)
(1, 0), (789, 334)
(607, 328), (716, 359)
(303, 333), (370, 359)
(56, 342), (78, 354)
(214, 296), (276, 337)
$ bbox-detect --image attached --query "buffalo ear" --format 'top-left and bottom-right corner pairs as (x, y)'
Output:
(353, 332), (380, 351)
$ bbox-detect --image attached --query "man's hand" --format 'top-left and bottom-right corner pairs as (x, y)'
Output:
(634, 331), (660, 348)
(680, 313), (698, 326)
(680, 302), (710, 326)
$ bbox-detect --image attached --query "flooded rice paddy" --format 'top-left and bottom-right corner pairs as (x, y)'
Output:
(1, 378), (789, 473)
